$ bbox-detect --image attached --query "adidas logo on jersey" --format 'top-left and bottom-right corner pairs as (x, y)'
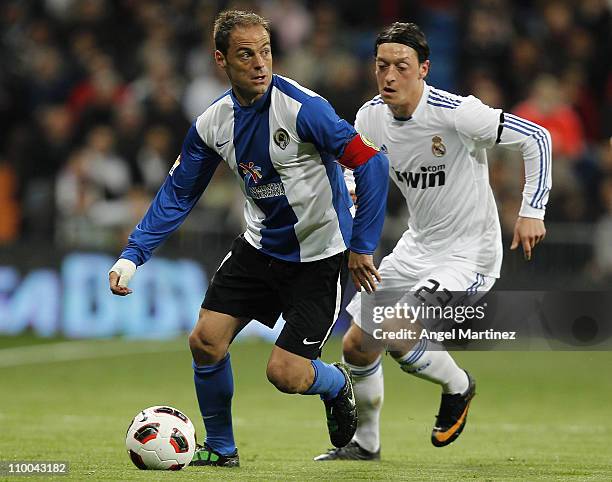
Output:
(394, 164), (446, 189)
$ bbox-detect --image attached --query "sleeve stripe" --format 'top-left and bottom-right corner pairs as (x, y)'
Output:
(430, 89), (463, 104)
(427, 100), (458, 109)
(505, 121), (547, 208)
(506, 113), (546, 131)
(504, 121), (546, 207)
(503, 122), (532, 136)
(506, 114), (551, 209)
(428, 92), (461, 106)
(525, 123), (551, 209)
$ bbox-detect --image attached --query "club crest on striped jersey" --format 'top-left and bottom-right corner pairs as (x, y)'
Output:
(431, 136), (446, 157)
(239, 162), (263, 184)
(273, 128), (290, 150)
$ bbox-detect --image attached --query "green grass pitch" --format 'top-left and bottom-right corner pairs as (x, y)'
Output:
(1, 335), (611, 480)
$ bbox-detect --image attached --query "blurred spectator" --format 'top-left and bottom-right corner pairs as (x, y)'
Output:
(55, 126), (132, 246)
(540, 1), (574, 72)
(0, 161), (20, 243)
(68, 53), (129, 137)
(143, 80), (190, 153)
(513, 74), (589, 221)
(262, 0), (312, 57)
(27, 46), (74, 109)
(561, 66), (600, 142)
(15, 104), (74, 239)
(130, 53), (189, 150)
(315, 56), (368, 121)
(185, 25), (216, 80)
(460, 3), (512, 83)
(182, 66), (228, 122)
(81, 125), (132, 202)
(136, 126), (174, 193)
(503, 37), (542, 106)
(467, 71), (505, 109)
(114, 100), (145, 175)
(514, 74), (586, 162)
(279, 26), (355, 97)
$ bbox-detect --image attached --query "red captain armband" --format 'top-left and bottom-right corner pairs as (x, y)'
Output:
(338, 134), (380, 170)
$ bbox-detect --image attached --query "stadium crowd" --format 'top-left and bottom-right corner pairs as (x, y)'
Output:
(0, 0), (611, 278)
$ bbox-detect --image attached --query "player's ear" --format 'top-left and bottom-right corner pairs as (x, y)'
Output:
(214, 50), (227, 69)
(419, 60), (430, 79)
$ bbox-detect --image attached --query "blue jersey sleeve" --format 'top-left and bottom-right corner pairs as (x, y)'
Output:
(296, 96), (389, 254)
(120, 124), (221, 265)
(350, 152), (389, 254)
(295, 96), (356, 157)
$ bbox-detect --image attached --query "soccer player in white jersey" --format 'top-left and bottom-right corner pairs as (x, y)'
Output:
(316, 22), (551, 461)
(108, 11), (390, 467)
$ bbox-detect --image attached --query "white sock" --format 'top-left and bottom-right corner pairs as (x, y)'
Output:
(344, 356), (383, 453)
(393, 339), (469, 394)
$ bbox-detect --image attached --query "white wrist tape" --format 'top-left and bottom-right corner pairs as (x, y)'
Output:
(109, 258), (137, 287)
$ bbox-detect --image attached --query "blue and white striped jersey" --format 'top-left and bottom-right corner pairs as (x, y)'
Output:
(121, 75), (388, 265)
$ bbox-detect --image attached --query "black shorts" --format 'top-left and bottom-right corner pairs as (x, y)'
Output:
(202, 235), (348, 359)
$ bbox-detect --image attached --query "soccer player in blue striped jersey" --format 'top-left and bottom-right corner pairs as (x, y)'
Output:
(108, 10), (390, 467)
(316, 22), (551, 461)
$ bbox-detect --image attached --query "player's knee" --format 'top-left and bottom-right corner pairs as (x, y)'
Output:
(342, 329), (361, 362)
(188, 330), (227, 365)
(265, 362), (302, 394)
(343, 325), (381, 366)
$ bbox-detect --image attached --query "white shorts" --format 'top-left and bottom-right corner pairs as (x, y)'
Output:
(347, 250), (497, 329)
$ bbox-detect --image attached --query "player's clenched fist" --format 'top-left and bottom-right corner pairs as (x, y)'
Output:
(348, 251), (381, 294)
(108, 258), (136, 296)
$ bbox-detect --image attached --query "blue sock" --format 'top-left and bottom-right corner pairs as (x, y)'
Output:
(192, 353), (236, 456)
(304, 359), (346, 400)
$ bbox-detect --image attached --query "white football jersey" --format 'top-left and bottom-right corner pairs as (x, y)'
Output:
(355, 83), (504, 277)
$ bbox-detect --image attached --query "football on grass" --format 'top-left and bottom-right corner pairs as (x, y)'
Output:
(126, 406), (196, 470)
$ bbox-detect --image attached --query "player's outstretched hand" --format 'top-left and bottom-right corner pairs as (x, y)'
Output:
(510, 216), (546, 261)
(348, 251), (381, 294)
(108, 258), (136, 296)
